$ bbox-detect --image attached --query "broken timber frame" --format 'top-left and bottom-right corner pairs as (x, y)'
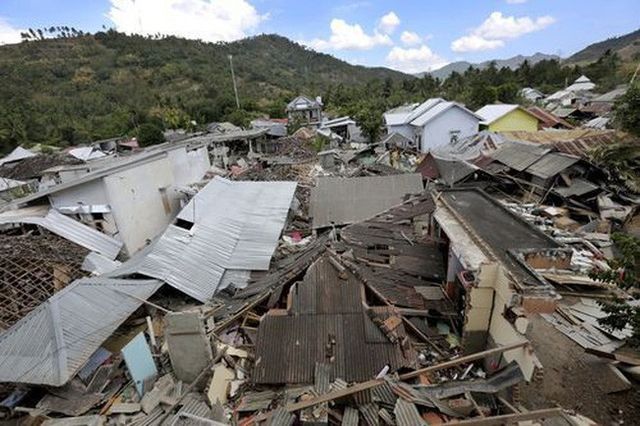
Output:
(440, 407), (563, 425)
(283, 341), (528, 413)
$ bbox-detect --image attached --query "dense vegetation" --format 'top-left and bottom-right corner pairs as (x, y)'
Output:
(0, 30), (637, 152)
(591, 233), (640, 347)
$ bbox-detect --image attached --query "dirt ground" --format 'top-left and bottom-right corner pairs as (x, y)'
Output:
(521, 315), (640, 425)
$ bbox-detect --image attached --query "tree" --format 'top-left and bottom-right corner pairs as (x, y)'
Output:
(136, 123), (165, 147)
(468, 85), (497, 110)
(353, 102), (383, 143)
(496, 83), (520, 104)
(614, 83), (640, 136)
(591, 233), (640, 347)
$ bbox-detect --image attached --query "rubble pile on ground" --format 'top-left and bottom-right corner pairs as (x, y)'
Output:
(0, 128), (638, 425)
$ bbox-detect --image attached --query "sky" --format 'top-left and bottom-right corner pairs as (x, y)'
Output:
(0, 0), (638, 74)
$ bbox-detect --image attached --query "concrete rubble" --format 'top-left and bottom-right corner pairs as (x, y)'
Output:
(0, 120), (637, 425)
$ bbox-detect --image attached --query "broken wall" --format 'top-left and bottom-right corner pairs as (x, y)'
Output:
(104, 157), (180, 256)
(485, 265), (542, 381)
(165, 145), (211, 187)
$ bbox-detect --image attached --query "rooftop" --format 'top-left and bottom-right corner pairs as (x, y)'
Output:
(440, 189), (559, 290)
(310, 173), (424, 229)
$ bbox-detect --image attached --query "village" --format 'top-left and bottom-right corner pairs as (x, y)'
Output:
(0, 73), (638, 426)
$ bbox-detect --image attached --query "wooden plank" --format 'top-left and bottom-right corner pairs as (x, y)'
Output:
(585, 347), (640, 366)
(440, 407), (563, 425)
(399, 341), (528, 380)
(284, 342), (528, 413)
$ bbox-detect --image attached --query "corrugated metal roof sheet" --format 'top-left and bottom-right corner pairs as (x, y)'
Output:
(431, 131), (505, 162)
(475, 104), (519, 124)
(269, 407), (295, 426)
(394, 399), (425, 426)
(410, 102), (481, 128)
(0, 147), (36, 167)
(0, 208), (123, 259)
(405, 98), (444, 123)
(253, 256), (414, 385)
(310, 174), (423, 229)
(433, 157), (477, 185)
(111, 177), (295, 302)
(0, 277), (162, 386)
(554, 178), (600, 198)
(490, 142), (549, 171)
(524, 152), (580, 179)
(178, 177), (296, 270)
(342, 407), (359, 426)
(359, 403), (380, 426)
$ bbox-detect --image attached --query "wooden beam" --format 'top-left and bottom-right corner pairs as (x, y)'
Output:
(440, 407), (563, 425)
(284, 342), (528, 413)
(212, 291), (271, 333)
(399, 341), (528, 380)
(497, 397), (519, 414)
(585, 347), (640, 366)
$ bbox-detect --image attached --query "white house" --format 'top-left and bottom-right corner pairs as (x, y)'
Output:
(286, 95), (323, 126)
(8, 139), (211, 256)
(521, 87), (544, 103)
(383, 98), (481, 153)
(545, 75), (596, 108)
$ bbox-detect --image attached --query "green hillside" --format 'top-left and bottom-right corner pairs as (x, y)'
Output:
(0, 32), (410, 151)
(565, 28), (640, 65)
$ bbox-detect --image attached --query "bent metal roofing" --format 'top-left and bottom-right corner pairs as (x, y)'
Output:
(110, 177), (296, 302)
(310, 174), (423, 229)
(0, 206), (123, 259)
(253, 256), (415, 384)
(0, 277), (162, 386)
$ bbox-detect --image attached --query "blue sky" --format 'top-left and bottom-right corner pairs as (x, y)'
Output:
(0, 0), (638, 73)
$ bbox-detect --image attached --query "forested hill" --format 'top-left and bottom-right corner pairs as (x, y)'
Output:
(565, 28), (640, 65)
(0, 32), (410, 151)
(0, 30), (635, 152)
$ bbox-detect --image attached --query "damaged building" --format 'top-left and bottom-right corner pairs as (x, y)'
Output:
(0, 108), (637, 425)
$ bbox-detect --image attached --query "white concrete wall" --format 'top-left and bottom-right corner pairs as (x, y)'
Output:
(103, 157), (180, 256)
(166, 146), (211, 187)
(386, 124), (416, 142)
(49, 179), (110, 208)
(419, 108), (479, 153)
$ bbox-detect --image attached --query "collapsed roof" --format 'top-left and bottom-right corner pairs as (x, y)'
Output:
(0, 277), (162, 386)
(110, 176), (297, 302)
(310, 174), (423, 229)
(253, 255), (416, 384)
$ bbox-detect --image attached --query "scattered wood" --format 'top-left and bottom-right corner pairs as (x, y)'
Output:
(440, 407), (563, 425)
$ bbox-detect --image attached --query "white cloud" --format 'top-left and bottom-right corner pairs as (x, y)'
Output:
(506, 0), (527, 4)
(451, 35), (505, 52)
(378, 11), (400, 35)
(306, 18), (392, 51)
(451, 11), (555, 52)
(0, 18), (22, 45)
(386, 44), (448, 74)
(108, 0), (266, 42)
(474, 12), (555, 40)
(400, 31), (421, 46)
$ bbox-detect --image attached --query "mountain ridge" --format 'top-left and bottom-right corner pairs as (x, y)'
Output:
(421, 52), (559, 79)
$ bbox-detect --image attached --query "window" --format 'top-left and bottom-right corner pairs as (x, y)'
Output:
(449, 130), (461, 144)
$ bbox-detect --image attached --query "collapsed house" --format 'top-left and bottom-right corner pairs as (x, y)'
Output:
(3, 140), (212, 256)
(0, 112), (638, 425)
